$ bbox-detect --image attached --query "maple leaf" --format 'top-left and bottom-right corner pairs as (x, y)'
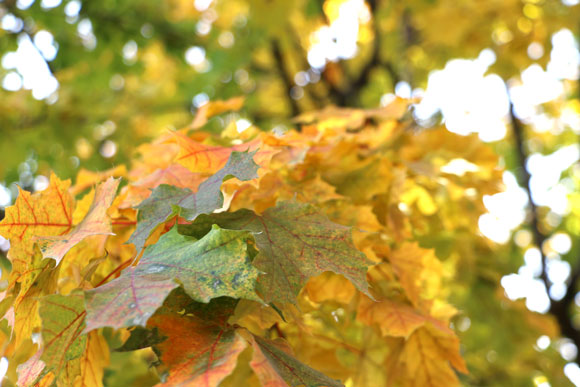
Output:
(136, 226), (261, 302)
(38, 292), (87, 377)
(17, 350), (47, 387)
(35, 177), (120, 264)
(328, 157), (392, 202)
(186, 200), (373, 303)
(120, 163), (205, 208)
(0, 174), (112, 349)
(85, 225), (259, 331)
(397, 324), (468, 387)
(229, 299), (283, 332)
(0, 173), (73, 246)
(305, 272), (356, 304)
(135, 164), (203, 190)
(128, 150), (259, 251)
(11, 253), (59, 349)
(154, 318), (246, 386)
(357, 296), (429, 339)
(148, 292), (246, 386)
(386, 242), (442, 306)
(71, 165), (127, 195)
(293, 99), (412, 130)
(84, 268), (178, 331)
(173, 131), (263, 174)
(29, 329), (110, 387)
(76, 330), (110, 387)
(189, 96), (245, 129)
(248, 333), (343, 387)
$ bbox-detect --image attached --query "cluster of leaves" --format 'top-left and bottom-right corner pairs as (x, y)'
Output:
(2, 0), (579, 182)
(0, 97), (527, 386)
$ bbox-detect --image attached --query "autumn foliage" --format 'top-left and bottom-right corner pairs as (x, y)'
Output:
(0, 98), (514, 386)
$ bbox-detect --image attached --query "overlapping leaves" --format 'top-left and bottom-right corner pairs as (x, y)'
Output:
(183, 200), (373, 303)
(128, 149), (260, 251)
(35, 177), (120, 264)
(0, 100), (488, 386)
(85, 225), (260, 331)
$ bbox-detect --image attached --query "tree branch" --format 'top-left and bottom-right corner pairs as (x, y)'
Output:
(510, 102), (548, 285)
(323, 0), (401, 106)
(271, 40), (301, 117)
(509, 99), (580, 360)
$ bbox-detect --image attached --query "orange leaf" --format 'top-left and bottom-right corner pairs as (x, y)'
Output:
(293, 98), (412, 131)
(119, 164), (205, 210)
(155, 316), (246, 386)
(148, 294), (246, 386)
(172, 131), (266, 173)
(249, 337), (292, 387)
(134, 164), (204, 190)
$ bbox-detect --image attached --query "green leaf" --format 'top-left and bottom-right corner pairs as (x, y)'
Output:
(183, 200), (373, 303)
(85, 225), (260, 331)
(128, 150), (259, 251)
(39, 292), (87, 375)
(137, 226), (261, 302)
(249, 334), (344, 387)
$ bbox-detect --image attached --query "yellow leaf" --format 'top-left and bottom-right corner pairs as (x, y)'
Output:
(74, 331), (110, 387)
(294, 99), (412, 131)
(357, 296), (427, 338)
(305, 272), (356, 304)
(10, 251), (58, 349)
(386, 243), (442, 307)
(0, 173), (73, 247)
(398, 325), (467, 387)
(190, 96), (245, 129)
(35, 178), (120, 264)
(230, 300), (283, 334)
(400, 183), (438, 216)
(71, 165), (127, 196)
